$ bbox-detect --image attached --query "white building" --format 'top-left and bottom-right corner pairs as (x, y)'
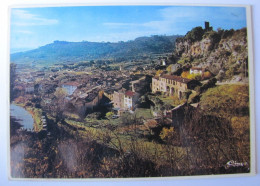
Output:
(62, 82), (79, 95)
(190, 67), (205, 74)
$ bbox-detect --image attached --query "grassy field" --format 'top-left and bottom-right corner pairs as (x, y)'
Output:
(158, 95), (186, 107)
(135, 108), (153, 119)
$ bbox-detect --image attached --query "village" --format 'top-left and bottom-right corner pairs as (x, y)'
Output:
(10, 21), (250, 178)
(12, 50), (214, 137)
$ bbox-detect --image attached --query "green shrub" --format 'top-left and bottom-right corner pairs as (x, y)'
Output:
(200, 84), (249, 118)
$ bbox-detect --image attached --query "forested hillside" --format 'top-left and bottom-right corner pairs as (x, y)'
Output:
(11, 35), (180, 65)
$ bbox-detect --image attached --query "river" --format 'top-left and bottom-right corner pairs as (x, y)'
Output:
(10, 104), (34, 131)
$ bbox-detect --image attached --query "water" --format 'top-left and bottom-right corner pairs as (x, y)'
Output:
(10, 104), (34, 130)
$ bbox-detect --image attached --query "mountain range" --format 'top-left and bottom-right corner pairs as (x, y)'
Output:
(11, 35), (181, 66)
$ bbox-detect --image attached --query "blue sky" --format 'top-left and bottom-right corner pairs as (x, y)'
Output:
(10, 6), (247, 52)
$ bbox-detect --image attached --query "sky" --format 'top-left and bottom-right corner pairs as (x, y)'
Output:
(10, 5), (247, 53)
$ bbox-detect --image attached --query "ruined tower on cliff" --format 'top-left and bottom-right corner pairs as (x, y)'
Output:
(205, 21), (213, 31)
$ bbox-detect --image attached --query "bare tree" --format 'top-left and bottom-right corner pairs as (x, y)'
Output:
(53, 87), (68, 122)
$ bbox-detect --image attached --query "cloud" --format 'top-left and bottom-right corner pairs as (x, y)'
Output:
(159, 6), (246, 25)
(102, 7), (199, 35)
(103, 20), (170, 34)
(11, 9), (58, 26)
(103, 6), (246, 37)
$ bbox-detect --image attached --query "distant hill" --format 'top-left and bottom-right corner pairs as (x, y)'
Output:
(11, 35), (181, 66)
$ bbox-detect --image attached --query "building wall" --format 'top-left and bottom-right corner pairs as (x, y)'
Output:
(124, 95), (133, 109)
(152, 76), (189, 99)
(123, 93), (139, 110)
(25, 86), (34, 93)
(113, 91), (124, 109)
(160, 78), (167, 92)
(152, 78), (160, 93)
(190, 67), (205, 74)
(104, 92), (113, 100)
(72, 91), (103, 117)
(62, 84), (77, 95)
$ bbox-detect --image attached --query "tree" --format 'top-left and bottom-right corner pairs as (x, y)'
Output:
(185, 26), (204, 42)
(181, 71), (189, 78)
(166, 64), (173, 73)
(199, 78), (217, 93)
(203, 30), (221, 50)
(179, 110), (239, 174)
(106, 112), (114, 119)
(85, 112), (102, 121)
(187, 73), (202, 80)
(155, 69), (164, 76)
(202, 71), (212, 80)
(160, 127), (176, 142)
(53, 87), (68, 121)
(200, 84), (249, 118)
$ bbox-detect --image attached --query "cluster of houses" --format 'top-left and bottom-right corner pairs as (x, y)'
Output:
(101, 66), (204, 115)
(14, 55), (209, 121)
(103, 75), (151, 115)
(16, 66), (150, 117)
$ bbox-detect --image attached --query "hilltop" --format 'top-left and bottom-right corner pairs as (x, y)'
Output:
(172, 26), (248, 82)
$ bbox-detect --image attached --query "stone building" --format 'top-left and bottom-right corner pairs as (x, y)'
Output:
(69, 88), (104, 117)
(152, 74), (199, 99)
(62, 82), (80, 95)
(25, 83), (35, 93)
(124, 90), (139, 110)
(111, 88), (140, 113)
(113, 89), (126, 109)
(190, 67), (205, 74)
(205, 21), (213, 31)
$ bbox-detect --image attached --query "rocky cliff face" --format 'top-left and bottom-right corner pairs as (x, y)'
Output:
(174, 28), (248, 82)
(175, 37), (212, 57)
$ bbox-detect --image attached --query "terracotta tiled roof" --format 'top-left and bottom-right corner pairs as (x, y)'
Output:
(160, 75), (191, 84)
(191, 67), (205, 71)
(125, 90), (135, 97)
(63, 82), (80, 86)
